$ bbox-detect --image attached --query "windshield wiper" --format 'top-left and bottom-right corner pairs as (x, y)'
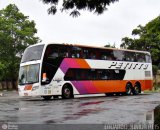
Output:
(29, 58), (38, 61)
(21, 59), (38, 63)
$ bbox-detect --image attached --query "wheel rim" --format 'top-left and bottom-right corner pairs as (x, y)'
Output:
(134, 85), (140, 94)
(126, 84), (132, 95)
(63, 87), (71, 98)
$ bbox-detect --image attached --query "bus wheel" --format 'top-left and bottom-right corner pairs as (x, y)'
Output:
(133, 83), (141, 95)
(62, 84), (73, 99)
(126, 83), (132, 95)
(42, 96), (52, 100)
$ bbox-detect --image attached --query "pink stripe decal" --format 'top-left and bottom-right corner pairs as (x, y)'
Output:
(81, 81), (98, 94)
(60, 58), (81, 73)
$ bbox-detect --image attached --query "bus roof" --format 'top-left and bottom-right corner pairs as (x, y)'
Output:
(29, 42), (150, 55)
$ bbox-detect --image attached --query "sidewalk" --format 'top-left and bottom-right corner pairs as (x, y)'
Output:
(0, 90), (19, 98)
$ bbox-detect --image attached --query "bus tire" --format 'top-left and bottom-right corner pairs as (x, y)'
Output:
(133, 83), (141, 95)
(42, 96), (52, 100)
(125, 83), (132, 95)
(62, 84), (74, 99)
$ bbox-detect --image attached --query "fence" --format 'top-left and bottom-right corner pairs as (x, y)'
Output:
(153, 70), (160, 90)
(0, 81), (18, 90)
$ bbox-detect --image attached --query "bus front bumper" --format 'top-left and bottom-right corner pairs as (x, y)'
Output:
(18, 84), (40, 97)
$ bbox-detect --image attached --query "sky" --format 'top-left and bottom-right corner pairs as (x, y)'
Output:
(0, 0), (160, 48)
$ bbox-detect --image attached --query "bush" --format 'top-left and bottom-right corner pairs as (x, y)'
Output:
(152, 65), (158, 75)
(158, 63), (160, 69)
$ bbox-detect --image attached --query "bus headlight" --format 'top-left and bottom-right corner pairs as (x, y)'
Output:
(32, 86), (39, 91)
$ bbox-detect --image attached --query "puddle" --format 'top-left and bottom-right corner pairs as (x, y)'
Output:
(45, 107), (108, 124)
(79, 101), (104, 107)
(154, 105), (160, 130)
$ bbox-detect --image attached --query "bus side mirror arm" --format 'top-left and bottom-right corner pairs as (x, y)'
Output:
(42, 73), (49, 83)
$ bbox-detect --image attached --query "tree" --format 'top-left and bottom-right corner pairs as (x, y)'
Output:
(0, 4), (41, 89)
(104, 43), (116, 48)
(120, 16), (160, 65)
(41, 0), (119, 17)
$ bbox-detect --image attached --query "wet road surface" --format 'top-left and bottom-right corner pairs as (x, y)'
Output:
(0, 91), (160, 129)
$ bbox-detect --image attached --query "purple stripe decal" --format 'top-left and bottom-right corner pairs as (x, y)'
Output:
(71, 81), (88, 94)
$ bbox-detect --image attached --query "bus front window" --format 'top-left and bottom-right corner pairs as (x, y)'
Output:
(19, 64), (40, 85)
(21, 45), (44, 63)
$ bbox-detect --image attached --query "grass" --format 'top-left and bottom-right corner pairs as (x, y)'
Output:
(144, 89), (160, 93)
(144, 85), (160, 93)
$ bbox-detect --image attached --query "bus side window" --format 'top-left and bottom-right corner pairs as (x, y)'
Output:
(42, 62), (57, 83)
(64, 69), (75, 80)
(71, 52), (80, 58)
(90, 69), (97, 80)
(125, 51), (136, 62)
(100, 51), (107, 60)
(44, 46), (57, 61)
(107, 70), (114, 80)
(145, 54), (151, 63)
(42, 45), (62, 85)
(49, 52), (58, 59)
(70, 46), (82, 58)
(59, 46), (69, 58)
(88, 49), (97, 59)
(83, 49), (89, 59)
(95, 50), (100, 59)
(101, 70), (108, 79)
(90, 52), (96, 59)
(113, 50), (125, 61)
(100, 49), (115, 61)
(101, 55), (107, 60)
(80, 69), (85, 80)
(76, 69), (81, 80)
(137, 53), (146, 62)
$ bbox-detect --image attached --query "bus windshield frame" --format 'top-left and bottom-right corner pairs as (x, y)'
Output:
(18, 64), (40, 85)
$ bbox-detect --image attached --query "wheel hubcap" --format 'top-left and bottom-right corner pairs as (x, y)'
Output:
(135, 86), (139, 93)
(64, 88), (70, 98)
(126, 85), (132, 94)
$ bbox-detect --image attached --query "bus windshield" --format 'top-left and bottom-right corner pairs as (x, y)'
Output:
(21, 45), (44, 63)
(19, 64), (39, 85)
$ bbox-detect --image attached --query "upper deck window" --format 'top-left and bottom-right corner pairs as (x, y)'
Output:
(41, 44), (152, 63)
(21, 45), (44, 63)
(125, 51), (136, 62)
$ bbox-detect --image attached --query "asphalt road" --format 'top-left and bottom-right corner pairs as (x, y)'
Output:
(0, 91), (160, 130)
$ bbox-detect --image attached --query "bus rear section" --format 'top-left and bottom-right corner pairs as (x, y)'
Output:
(58, 58), (153, 97)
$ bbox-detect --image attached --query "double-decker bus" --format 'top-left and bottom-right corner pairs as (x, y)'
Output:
(18, 43), (153, 100)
